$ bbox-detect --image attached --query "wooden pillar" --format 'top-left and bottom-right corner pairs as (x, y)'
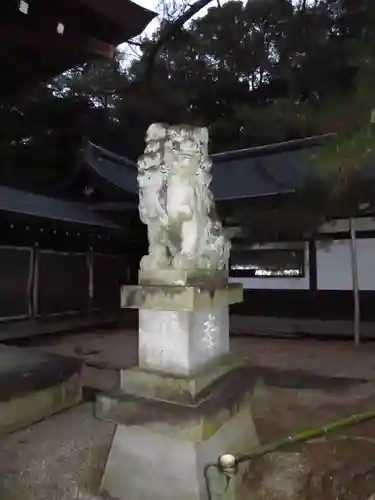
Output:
(349, 218), (360, 346)
(87, 246), (94, 309)
(308, 239), (317, 318)
(32, 244), (40, 318)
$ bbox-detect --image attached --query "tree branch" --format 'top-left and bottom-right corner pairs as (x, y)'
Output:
(127, 39), (144, 47)
(142, 0), (214, 81)
(117, 0), (215, 100)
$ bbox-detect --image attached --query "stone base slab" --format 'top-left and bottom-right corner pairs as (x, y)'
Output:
(119, 354), (242, 404)
(96, 365), (255, 442)
(0, 372), (82, 435)
(121, 283), (243, 312)
(0, 345), (83, 435)
(139, 268), (228, 287)
(97, 365), (259, 500)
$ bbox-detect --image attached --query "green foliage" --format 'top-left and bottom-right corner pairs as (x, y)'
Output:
(3, 0), (375, 221)
(316, 128), (375, 179)
(126, 0), (375, 155)
(0, 83), (92, 194)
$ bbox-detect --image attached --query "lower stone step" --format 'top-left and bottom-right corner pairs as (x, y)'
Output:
(0, 345), (83, 435)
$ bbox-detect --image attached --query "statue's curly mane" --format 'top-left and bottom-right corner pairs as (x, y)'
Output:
(138, 168), (167, 225)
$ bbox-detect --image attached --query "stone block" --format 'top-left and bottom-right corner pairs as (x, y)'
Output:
(0, 372), (82, 435)
(0, 346), (83, 435)
(120, 283), (243, 312)
(138, 268), (228, 287)
(138, 307), (230, 375)
(96, 365), (259, 500)
(119, 354), (242, 404)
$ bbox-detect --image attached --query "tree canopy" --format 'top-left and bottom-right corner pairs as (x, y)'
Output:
(2, 0), (375, 210)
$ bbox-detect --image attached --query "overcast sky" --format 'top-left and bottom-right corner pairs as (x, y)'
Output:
(135, 0), (159, 10)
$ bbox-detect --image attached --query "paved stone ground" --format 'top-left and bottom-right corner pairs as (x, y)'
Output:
(14, 328), (375, 384)
(3, 328), (375, 499)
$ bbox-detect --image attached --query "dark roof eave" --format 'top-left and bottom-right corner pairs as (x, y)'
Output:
(87, 141), (138, 170)
(83, 142), (139, 199)
(80, 0), (157, 44)
(83, 134), (335, 203)
(216, 189), (295, 203)
(0, 186), (122, 230)
(211, 133), (337, 163)
(90, 201), (138, 211)
(0, 1), (157, 97)
(87, 133), (337, 170)
(0, 209), (123, 230)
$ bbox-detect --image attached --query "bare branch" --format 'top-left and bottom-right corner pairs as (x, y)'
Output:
(111, 0), (215, 118)
(127, 40), (144, 47)
(127, 43), (143, 59)
(141, 0), (214, 82)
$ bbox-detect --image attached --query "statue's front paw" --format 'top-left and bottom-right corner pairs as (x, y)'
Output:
(139, 255), (155, 271)
(171, 253), (195, 270)
(140, 251), (170, 271)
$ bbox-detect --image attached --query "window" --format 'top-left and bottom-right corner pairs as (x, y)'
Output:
(230, 248), (305, 278)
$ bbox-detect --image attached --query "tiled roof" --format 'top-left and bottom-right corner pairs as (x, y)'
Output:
(84, 135), (334, 202)
(0, 186), (121, 229)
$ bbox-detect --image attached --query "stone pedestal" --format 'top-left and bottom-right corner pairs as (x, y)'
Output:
(137, 308), (229, 375)
(121, 279), (242, 376)
(96, 274), (259, 500)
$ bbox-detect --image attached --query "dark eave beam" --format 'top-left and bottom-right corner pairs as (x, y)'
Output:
(0, 23), (115, 60)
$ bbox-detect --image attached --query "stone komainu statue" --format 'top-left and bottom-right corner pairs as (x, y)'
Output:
(137, 123), (230, 274)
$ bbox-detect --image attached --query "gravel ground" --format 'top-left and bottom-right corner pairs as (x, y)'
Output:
(2, 383), (375, 500)
(3, 329), (375, 499)
(0, 404), (114, 500)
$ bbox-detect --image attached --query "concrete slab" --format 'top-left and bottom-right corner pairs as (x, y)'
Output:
(0, 345), (83, 434)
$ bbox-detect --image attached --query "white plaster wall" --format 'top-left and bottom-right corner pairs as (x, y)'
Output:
(319, 216), (375, 234)
(229, 242), (310, 290)
(317, 238), (375, 291)
(357, 239), (375, 290)
(316, 240), (351, 290)
(230, 217), (375, 291)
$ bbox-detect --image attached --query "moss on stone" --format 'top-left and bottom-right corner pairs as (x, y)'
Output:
(96, 365), (255, 443)
(121, 283), (243, 311)
(120, 355), (243, 404)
